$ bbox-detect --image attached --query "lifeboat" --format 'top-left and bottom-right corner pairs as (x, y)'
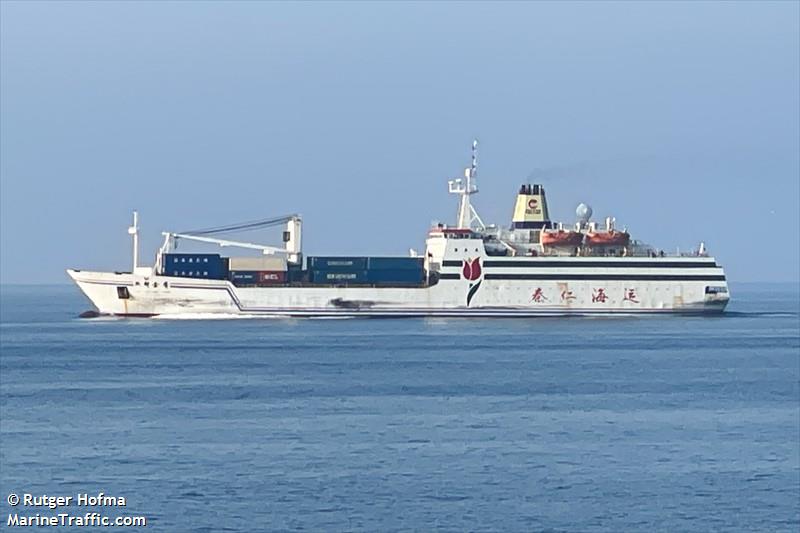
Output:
(585, 230), (630, 247)
(540, 230), (583, 247)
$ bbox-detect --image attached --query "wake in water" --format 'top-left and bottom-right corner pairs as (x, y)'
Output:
(153, 314), (355, 320)
(723, 311), (799, 318)
(153, 313), (285, 320)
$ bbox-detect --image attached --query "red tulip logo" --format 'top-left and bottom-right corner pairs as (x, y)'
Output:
(462, 258), (482, 281)
(463, 258), (483, 306)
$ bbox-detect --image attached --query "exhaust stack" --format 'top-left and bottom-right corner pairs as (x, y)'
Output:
(511, 184), (551, 229)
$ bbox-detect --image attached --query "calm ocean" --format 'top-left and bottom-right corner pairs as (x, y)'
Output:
(1, 283), (798, 532)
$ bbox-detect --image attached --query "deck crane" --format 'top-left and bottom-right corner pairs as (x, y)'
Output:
(151, 214), (303, 274)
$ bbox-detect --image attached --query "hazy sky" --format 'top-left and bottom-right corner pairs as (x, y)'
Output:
(1, 1), (798, 283)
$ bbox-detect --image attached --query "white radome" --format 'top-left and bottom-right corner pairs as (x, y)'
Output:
(576, 203), (593, 223)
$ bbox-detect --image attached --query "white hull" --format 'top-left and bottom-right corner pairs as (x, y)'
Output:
(67, 144), (731, 319)
(67, 245), (729, 317)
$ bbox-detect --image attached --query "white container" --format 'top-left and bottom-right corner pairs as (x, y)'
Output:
(228, 256), (287, 271)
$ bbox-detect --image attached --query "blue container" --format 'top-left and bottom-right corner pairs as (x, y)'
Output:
(366, 269), (424, 284)
(310, 269), (423, 285)
(308, 257), (368, 270)
(311, 270), (369, 284)
(163, 253), (226, 279)
(287, 268), (307, 283)
(229, 271), (259, 284)
(366, 257), (424, 271)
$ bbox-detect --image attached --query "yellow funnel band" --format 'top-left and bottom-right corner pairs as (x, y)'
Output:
(512, 194), (549, 223)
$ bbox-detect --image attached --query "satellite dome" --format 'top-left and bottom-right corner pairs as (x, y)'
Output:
(576, 203), (593, 223)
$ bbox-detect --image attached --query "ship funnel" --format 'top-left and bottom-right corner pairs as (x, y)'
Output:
(511, 184), (551, 229)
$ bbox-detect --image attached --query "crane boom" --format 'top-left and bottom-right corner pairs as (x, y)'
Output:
(154, 214), (303, 274)
(165, 232), (288, 255)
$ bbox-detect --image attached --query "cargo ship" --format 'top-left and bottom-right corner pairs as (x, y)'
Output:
(67, 141), (730, 317)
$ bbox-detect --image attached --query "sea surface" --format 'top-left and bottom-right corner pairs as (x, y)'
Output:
(1, 283), (798, 532)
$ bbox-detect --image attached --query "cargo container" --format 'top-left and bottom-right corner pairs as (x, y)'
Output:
(287, 267), (307, 283)
(228, 256), (287, 271)
(310, 270), (370, 284)
(309, 269), (424, 285)
(163, 253), (227, 279)
(366, 257), (424, 271)
(164, 253), (223, 266)
(257, 271), (286, 283)
(229, 271), (258, 284)
(229, 270), (287, 286)
(307, 257), (368, 270)
(366, 269), (424, 284)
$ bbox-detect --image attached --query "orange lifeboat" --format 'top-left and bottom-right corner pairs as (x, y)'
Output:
(585, 230), (630, 247)
(540, 230), (583, 247)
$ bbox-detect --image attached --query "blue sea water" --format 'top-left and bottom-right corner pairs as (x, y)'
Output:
(1, 283), (798, 532)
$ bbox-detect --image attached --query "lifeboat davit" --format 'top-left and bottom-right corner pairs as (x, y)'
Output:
(585, 230), (630, 247)
(540, 230), (583, 247)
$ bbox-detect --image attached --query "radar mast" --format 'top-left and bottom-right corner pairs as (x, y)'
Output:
(448, 139), (485, 230)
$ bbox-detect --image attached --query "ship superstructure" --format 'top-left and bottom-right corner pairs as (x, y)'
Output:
(68, 141), (729, 317)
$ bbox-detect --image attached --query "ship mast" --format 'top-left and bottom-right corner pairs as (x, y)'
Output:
(448, 139), (485, 229)
(128, 210), (139, 272)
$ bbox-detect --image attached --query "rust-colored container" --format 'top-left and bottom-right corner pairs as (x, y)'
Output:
(229, 270), (287, 286)
(257, 271), (286, 284)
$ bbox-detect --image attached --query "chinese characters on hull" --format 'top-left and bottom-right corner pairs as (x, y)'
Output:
(592, 288), (608, 303)
(533, 287), (640, 305)
(530, 288), (549, 303)
(623, 288), (639, 303)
